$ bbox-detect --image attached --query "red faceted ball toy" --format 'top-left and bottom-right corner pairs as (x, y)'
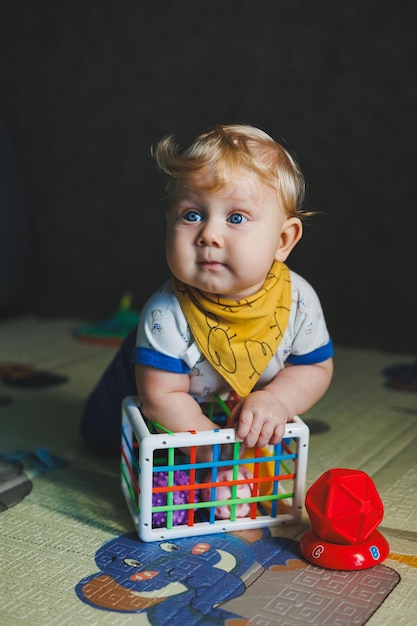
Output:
(305, 468), (384, 544)
(300, 468), (390, 570)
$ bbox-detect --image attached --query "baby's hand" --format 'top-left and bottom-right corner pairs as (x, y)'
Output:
(232, 389), (291, 449)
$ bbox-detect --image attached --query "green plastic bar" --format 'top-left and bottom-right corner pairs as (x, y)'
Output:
(121, 464), (140, 514)
(151, 491), (294, 513)
(153, 421), (175, 435)
(215, 395), (231, 416)
(165, 446), (175, 529)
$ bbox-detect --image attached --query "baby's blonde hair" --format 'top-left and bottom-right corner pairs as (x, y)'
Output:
(153, 124), (306, 218)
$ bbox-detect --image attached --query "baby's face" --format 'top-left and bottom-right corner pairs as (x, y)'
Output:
(165, 169), (290, 299)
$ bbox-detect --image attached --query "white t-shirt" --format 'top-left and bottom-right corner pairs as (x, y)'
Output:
(134, 270), (333, 401)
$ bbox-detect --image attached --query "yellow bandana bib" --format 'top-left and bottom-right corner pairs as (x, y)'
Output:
(173, 261), (292, 397)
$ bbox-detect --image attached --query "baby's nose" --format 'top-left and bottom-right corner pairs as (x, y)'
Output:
(197, 220), (224, 246)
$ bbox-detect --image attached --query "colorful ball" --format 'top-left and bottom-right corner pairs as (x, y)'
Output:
(202, 466), (253, 519)
(152, 470), (199, 528)
(305, 468), (384, 544)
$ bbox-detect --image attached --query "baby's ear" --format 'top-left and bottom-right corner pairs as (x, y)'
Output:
(275, 218), (303, 262)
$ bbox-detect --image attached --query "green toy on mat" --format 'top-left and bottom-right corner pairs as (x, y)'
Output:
(74, 293), (140, 347)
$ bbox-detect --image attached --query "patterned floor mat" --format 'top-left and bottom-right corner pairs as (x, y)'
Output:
(75, 530), (400, 625)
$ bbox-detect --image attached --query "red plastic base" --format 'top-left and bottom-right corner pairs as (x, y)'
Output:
(300, 528), (390, 570)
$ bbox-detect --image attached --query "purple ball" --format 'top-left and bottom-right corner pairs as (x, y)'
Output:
(152, 470), (199, 528)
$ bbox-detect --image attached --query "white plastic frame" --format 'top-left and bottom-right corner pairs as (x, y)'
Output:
(121, 396), (309, 542)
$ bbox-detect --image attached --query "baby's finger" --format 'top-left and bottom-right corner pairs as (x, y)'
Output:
(253, 423), (275, 449)
(236, 406), (252, 439)
(269, 423), (286, 445)
(242, 421), (264, 449)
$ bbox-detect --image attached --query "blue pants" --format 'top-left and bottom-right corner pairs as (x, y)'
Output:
(79, 329), (137, 455)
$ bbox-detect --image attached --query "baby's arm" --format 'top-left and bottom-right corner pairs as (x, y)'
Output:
(135, 363), (218, 460)
(232, 358), (333, 449)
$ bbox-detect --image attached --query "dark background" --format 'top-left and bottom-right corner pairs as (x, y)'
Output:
(0, 0), (416, 352)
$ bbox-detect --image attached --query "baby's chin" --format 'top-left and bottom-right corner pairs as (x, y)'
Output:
(172, 272), (261, 300)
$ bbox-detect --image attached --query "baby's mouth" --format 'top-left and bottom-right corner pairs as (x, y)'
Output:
(198, 260), (224, 270)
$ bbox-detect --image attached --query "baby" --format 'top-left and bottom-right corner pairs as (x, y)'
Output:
(80, 124), (334, 457)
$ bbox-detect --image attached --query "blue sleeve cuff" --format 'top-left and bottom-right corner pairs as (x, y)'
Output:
(286, 339), (334, 365)
(133, 347), (191, 374)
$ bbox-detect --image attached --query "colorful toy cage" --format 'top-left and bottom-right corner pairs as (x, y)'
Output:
(121, 396), (309, 542)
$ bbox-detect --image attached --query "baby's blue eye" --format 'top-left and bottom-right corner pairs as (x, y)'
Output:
(228, 213), (246, 224)
(184, 210), (202, 222)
